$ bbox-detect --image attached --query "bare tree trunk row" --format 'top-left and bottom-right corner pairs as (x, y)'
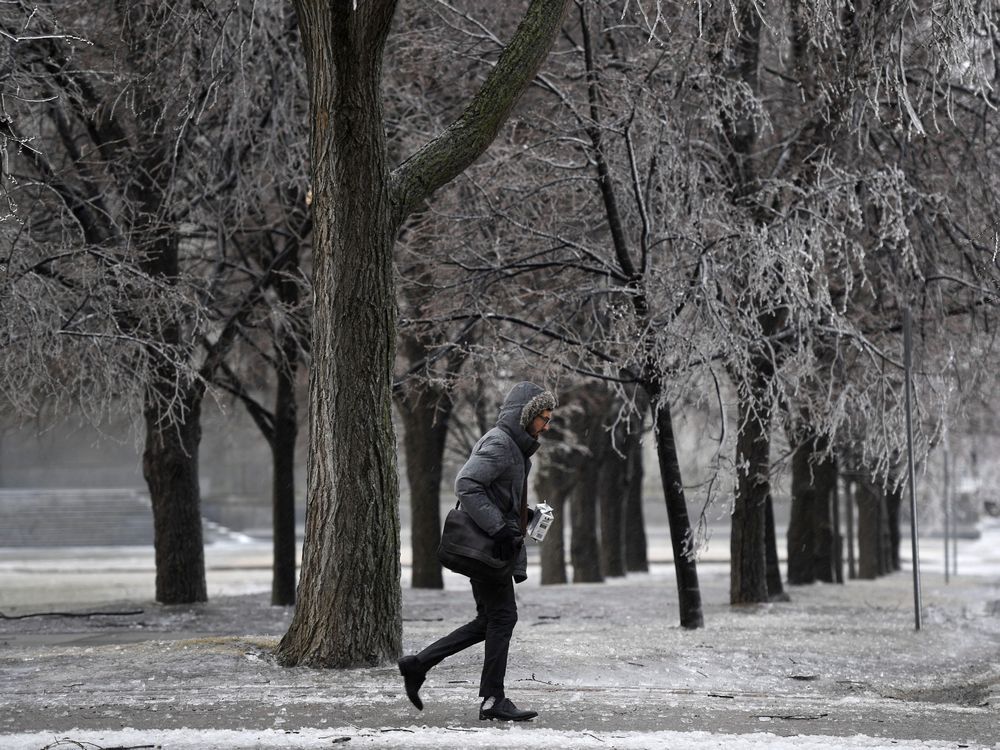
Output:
(787, 433), (841, 585)
(855, 473), (902, 580)
(533, 384), (649, 586)
(397, 384), (453, 590)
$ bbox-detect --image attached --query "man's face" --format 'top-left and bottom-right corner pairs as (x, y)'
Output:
(528, 409), (553, 439)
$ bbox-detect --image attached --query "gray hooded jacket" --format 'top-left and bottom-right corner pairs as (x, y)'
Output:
(455, 382), (555, 582)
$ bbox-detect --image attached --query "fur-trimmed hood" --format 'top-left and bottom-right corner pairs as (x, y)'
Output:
(496, 381), (557, 454)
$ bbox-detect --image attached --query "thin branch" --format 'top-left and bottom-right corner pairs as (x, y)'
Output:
(391, 0), (572, 221)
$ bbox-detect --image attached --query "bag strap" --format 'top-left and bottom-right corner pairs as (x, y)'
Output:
(519, 475), (529, 535)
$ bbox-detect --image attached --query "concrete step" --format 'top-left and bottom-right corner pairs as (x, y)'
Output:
(0, 489), (247, 547)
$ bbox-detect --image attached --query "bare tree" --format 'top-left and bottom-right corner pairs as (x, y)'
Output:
(198, 3), (313, 607)
(394, 0), (1000, 620)
(275, 0), (572, 668)
(392, 1), (719, 627)
(2, 0), (310, 603)
(675, 0), (1000, 603)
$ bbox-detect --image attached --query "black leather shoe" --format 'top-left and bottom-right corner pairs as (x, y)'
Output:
(397, 656), (425, 710)
(479, 697), (538, 722)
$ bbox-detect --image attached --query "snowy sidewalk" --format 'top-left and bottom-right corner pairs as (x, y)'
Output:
(1, 529), (999, 749)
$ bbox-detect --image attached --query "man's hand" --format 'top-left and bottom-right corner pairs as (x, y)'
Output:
(492, 525), (523, 560)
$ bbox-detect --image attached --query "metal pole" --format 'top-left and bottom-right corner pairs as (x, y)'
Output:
(832, 473), (843, 583)
(943, 435), (950, 584)
(950, 449), (958, 578)
(903, 308), (923, 630)
(846, 479), (856, 580)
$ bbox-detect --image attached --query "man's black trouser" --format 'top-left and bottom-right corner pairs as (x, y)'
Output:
(414, 576), (517, 699)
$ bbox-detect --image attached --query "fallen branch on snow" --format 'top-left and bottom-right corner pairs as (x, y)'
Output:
(0, 609), (144, 620)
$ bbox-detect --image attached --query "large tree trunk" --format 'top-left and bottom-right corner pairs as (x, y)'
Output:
(277, 0), (402, 667)
(397, 386), (452, 589)
(279, 0), (570, 667)
(648, 388), (703, 628)
(143, 381), (207, 604)
(730, 380), (772, 605)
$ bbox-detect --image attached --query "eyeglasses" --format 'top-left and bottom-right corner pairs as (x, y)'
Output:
(537, 414), (552, 426)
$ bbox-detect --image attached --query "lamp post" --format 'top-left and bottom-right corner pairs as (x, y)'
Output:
(903, 307), (923, 631)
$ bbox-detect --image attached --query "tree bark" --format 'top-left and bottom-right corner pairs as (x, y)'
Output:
(599, 398), (647, 577)
(143, 380), (207, 604)
(712, 1), (774, 607)
(571, 385), (613, 583)
(730, 380), (771, 605)
(787, 438), (817, 585)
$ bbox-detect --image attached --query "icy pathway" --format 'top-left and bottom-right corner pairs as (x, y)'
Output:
(0, 726), (989, 750)
(1, 521), (998, 749)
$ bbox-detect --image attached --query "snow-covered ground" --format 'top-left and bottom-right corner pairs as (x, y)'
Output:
(0, 727), (990, 749)
(1, 520), (998, 750)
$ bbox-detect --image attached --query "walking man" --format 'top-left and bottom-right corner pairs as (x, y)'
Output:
(398, 381), (556, 722)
